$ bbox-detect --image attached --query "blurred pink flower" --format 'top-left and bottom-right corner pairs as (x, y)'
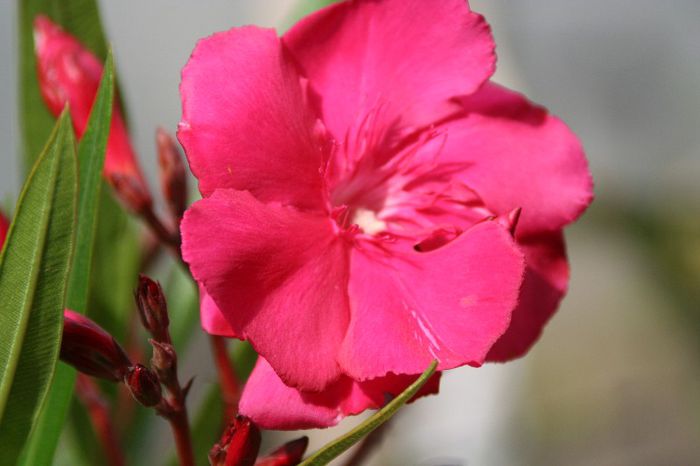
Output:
(33, 16), (149, 197)
(179, 0), (592, 427)
(0, 211), (8, 247)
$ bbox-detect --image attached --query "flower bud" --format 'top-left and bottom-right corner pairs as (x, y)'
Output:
(156, 128), (188, 221)
(109, 172), (153, 214)
(61, 310), (132, 381)
(209, 416), (261, 466)
(150, 339), (177, 383)
(0, 210), (9, 247)
(125, 364), (162, 407)
(33, 15), (151, 206)
(255, 437), (308, 466)
(135, 274), (170, 342)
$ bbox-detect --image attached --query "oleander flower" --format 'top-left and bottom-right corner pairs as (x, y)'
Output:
(33, 16), (149, 199)
(180, 0), (592, 428)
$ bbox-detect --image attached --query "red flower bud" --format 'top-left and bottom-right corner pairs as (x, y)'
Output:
(109, 172), (153, 214)
(135, 275), (170, 342)
(33, 15), (151, 206)
(61, 310), (132, 381)
(255, 437), (308, 466)
(0, 210), (9, 246)
(125, 364), (162, 407)
(156, 128), (188, 221)
(209, 416), (261, 466)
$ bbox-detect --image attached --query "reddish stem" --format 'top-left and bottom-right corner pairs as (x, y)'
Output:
(75, 375), (126, 466)
(140, 205), (182, 261)
(210, 335), (240, 421)
(166, 408), (195, 466)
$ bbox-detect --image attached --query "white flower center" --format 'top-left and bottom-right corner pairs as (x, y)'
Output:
(352, 207), (387, 235)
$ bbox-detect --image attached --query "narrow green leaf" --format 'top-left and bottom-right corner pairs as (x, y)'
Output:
(17, 52), (115, 466)
(0, 110), (78, 465)
(68, 50), (114, 313)
(18, 0), (109, 174)
(299, 361), (438, 466)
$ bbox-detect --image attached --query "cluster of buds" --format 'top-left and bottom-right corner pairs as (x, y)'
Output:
(61, 310), (162, 407)
(135, 275), (192, 408)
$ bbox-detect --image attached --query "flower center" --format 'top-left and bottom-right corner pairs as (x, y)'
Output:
(351, 207), (387, 235)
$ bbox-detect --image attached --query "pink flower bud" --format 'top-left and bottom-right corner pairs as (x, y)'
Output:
(60, 310), (132, 382)
(0, 210), (9, 247)
(125, 364), (162, 407)
(33, 15), (151, 204)
(209, 416), (261, 466)
(156, 128), (188, 221)
(135, 275), (170, 342)
(255, 437), (308, 466)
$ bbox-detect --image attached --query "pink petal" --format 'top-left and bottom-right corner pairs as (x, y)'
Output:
(178, 26), (327, 211)
(199, 286), (237, 338)
(33, 16), (148, 189)
(239, 357), (441, 430)
(431, 82), (593, 235)
(339, 220), (525, 381)
(487, 232), (569, 361)
(181, 189), (349, 391)
(283, 0), (495, 140)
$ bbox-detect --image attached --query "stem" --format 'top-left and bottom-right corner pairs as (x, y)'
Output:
(164, 406), (195, 466)
(75, 375), (126, 466)
(140, 205), (182, 260)
(342, 419), (390, 466)
(210, 335), (240, 421)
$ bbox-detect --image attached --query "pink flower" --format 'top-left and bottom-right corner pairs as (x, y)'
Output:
(180, 0), (593, 428)
(33, 16), (149, 198)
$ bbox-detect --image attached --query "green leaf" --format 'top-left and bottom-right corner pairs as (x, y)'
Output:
(299, 361), (438, 466)
(68, 50), (115, 312)
(17, 52), (116, 466)
(18, 0), (109, 174)
(0, 110), (78, 465)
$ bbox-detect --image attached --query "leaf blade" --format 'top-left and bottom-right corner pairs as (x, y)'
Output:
(18, 51), (116, 466)
(299, 361), (438, 466)
(0, 110), (78, 465)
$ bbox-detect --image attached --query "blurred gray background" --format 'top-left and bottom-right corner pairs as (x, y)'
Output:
(1, 1), (699, 465)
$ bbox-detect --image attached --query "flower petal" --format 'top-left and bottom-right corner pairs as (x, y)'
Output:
(239, 357), (441, 430)
(431, 82), (594, 235)
(178, 26), (327, 211)
(181, 189), (349, 390)
(284, 0), (495, 139)
(339, 220), (524, 381)
(199, 286), (237, 338)
(487, 232), (569, 361)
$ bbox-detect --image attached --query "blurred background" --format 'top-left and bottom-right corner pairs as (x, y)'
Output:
(1, 1), (699, 465)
